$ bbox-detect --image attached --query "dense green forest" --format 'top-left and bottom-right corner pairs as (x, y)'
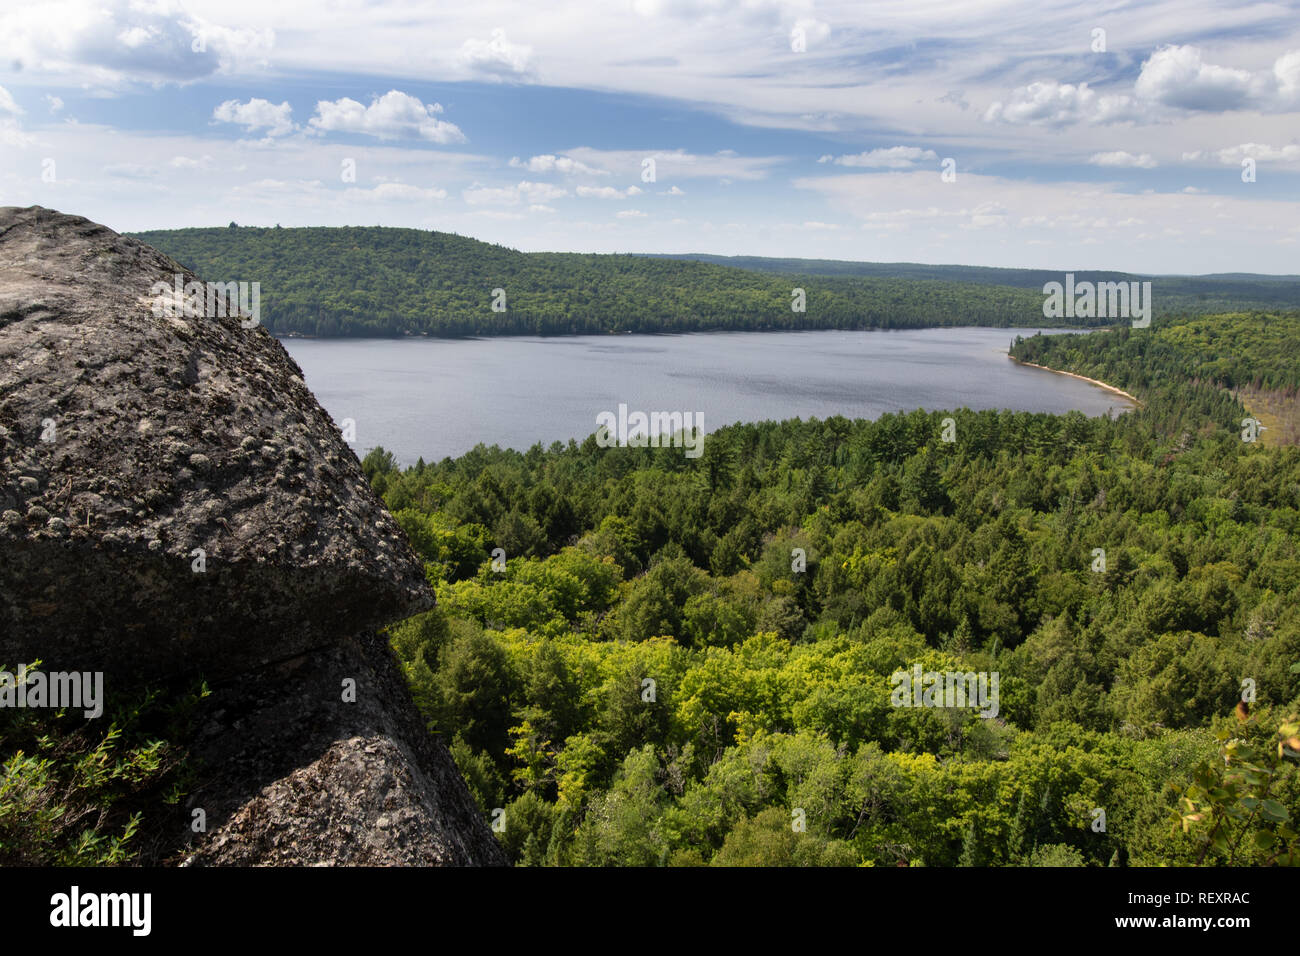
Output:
(129, 226), (1297, 339)
(1010, 312), (1300, 446)
(8, 311), (1298, 867)
(358, 310), (1300, 866)
(657, 253), (1300, 307)
(1010, 312), (1300, 395)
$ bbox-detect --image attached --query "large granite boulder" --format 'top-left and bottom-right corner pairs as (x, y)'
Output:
(0, 206), (505, 866)
(0, 205), (430, 679)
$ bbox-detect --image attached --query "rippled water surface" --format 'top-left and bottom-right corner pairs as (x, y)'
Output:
(283, 327), (1131, 465)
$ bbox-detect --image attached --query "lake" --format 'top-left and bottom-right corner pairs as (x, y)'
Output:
(282, 327), (1133, 465)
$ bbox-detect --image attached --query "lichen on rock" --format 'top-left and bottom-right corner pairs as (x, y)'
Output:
(0, 206), (506, 866)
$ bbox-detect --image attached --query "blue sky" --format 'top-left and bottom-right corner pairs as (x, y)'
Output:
(2, 0), (1299, 273)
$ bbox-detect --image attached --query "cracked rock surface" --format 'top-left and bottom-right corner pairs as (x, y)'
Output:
(183, 631), (506, 866)
(0, 205), (431, 680)
(0, 206), (505, 866)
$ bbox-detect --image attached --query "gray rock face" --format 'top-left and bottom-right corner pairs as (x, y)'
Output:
(182, 631), (506, 866)
(0, 205), (431, 679)
(0, 206), (506, 866)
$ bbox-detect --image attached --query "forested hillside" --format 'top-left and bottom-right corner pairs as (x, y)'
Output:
(129, 225), (1047, 337)
(363, 311), (1300, 866)
(656, 253), (1300, 311)
(125, 225), (1289, 339)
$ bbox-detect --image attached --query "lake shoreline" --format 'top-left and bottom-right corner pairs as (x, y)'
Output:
(285, 328), (1134, 464)
(273, 325), (1106, 343)
(1008, 357), (1142, 407)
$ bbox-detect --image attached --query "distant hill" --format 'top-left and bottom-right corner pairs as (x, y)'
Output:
(128, 225), (1300, 338)
(648, 253), (1300, 307)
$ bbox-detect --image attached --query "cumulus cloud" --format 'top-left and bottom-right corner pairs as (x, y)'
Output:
(1134, 45), (1263, 111)
(1215, 143), (1300, 163)
(989, 46), (1300, 128)
(577, 185), (643, 199)
(508, 154), (607, 175)
(309, 91), (465, 143)
(0, 85), (31, 146)
(616, 208), (648, 218)
(1088, 151), (1158, 168)
(213, 98), (295, 137)
(459, 28), (533, 79)
(0, 85), (22, 116)
(463, 180), (568, 205)
(817, 146), (937, 168)
(1131, 44), (1300, 113)
(0, 0), (272, 86)
(984, 81), (1142, 126)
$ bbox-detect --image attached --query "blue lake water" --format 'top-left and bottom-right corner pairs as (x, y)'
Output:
(283, 327), (1131, 465)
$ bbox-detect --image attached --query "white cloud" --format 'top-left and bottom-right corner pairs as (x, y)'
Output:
(616, 208), (647, 218)
(1276, 50), (1300, 105)
(818, 146), (938, 168)
(45, 94), (63, 113)
(0, 86), (21, 117)
(309, 91), (465, 143)
(103, 162), (159, 179)
(0, 85), (30, 145)
(990, 46), (1300, 130)
(1088, 151), (1158, 169)
(458, 28), (533, 79)
(1215, 143), (1300, 164)
(354, 182), (447, 202)
(170, 155), (214, 169)
(509, 154), (607, 175)
(984, 81), (1142, 126)
(463, 180), (568, 205)
(792, 167), (1300, 270)
(1135, 45), (1263, 112)
(0, 0), (273, 86)
(213, 98), (294, 136)
(562, 147), (782, 180)
(577, 185), (642, 199)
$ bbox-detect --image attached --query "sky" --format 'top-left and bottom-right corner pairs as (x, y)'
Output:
(1, 0), (1299, 273)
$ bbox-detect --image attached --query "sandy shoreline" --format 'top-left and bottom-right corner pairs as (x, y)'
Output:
(1010, 358), (1142, 407)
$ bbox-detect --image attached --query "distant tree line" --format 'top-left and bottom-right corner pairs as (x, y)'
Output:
(131, 225), (1096, 338)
